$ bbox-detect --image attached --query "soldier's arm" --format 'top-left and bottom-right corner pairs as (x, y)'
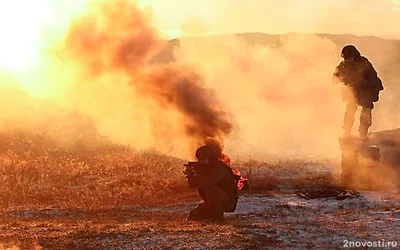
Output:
(332, 62), (344, 84)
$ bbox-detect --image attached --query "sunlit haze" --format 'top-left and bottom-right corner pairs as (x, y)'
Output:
(138, 0), (400, 39)
(0, 0), (399, 159)
(1, 0), (399, 70)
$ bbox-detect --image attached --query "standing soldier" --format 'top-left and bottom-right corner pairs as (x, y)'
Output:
(332, 45), (384, 141)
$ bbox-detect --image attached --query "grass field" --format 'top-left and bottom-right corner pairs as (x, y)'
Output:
(0, 132), (399, 249)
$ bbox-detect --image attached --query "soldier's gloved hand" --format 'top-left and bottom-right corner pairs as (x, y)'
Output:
(332, 75), (342, 84)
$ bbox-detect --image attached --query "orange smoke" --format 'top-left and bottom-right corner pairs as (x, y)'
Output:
(232, 169), (248, 191)
(219, 152), (248, 191)
(62, 0), (232, 151)
(220, 153), (232, 166)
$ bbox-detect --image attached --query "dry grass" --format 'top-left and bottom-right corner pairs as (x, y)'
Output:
(2, 130), (399, 249)
(234, 157), (340, 192)
(0, 131), (197, 210)
(0, 130), (342, 212)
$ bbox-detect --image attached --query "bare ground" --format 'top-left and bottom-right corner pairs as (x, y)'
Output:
(1, 187), (399, 249)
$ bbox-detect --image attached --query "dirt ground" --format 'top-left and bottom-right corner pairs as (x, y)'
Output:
(1, 187), (399, 250)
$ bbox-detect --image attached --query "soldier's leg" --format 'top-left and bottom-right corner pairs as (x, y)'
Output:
(187, 187), (227, 221)
(343, 102), (357, 136)
(203, 187), (228, 221)
(187, 202), (210, 221)
(359, 107), (372, 141)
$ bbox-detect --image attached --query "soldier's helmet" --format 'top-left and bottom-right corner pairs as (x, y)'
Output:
(168, 39), (180, 48)
(341, 45), (361, 59)
(195, 145), (219, 161)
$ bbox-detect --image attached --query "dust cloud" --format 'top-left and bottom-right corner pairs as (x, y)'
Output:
(175, 34), (344, 158)
(0, 0), (399, 160)
(0, 0), (233, 158)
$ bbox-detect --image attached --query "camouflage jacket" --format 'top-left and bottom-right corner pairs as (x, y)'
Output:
(333, 56), (383, 93)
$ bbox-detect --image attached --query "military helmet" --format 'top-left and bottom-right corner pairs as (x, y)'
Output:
(195, 145), (219, 160)
(169, 39), (180, 48)
(341, 45), (361, 59)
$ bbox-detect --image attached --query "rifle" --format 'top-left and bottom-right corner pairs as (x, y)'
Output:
(183, 161), (204, 188)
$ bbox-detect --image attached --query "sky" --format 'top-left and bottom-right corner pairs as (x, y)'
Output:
(0, 0), (398, 71)
(137, 0), (400, 39)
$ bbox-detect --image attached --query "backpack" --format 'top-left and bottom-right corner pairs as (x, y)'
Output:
(217, 161), (240, 212)
(372, 78), (383, 102)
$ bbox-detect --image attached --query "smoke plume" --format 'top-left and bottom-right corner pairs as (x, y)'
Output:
(61, 0), (232, 156)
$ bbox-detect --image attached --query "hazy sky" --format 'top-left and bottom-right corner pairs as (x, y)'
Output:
(0, 0), (398, 71)
(138, 0), (400, 39)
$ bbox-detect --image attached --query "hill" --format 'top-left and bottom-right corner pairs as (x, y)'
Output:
(152, 32), (400, 65)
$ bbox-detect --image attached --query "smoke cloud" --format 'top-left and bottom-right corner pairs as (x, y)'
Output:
(59, 0), (232, 157)
(173, 34), (345, 158)
(1, 0), (399, 161)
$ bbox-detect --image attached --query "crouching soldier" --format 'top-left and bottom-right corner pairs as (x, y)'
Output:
(183, 145), (239, 221)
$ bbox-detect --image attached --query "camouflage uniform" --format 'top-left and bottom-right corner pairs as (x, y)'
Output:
(333, 45), (383, 140)
(185, 146), (238, 221)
